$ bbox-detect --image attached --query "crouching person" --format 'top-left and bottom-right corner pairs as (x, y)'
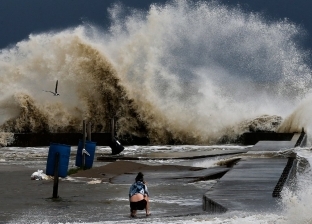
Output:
(129, 172), (151, 218)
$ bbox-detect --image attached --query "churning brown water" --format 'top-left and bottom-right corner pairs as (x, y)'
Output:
(0, 0), (311, 145)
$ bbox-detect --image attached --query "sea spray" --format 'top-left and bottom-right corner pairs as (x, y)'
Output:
(278, 94), (312, 144)
(280, 149), (312, 224)
(0, 30), (146, 136)
(102, 0), (312, 143)
(0, 132), (14, 147)
(0, 0), (311, 144)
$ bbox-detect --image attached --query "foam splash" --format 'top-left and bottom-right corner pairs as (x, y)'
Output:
(279, 149), (312, 224)
(103, 0), (312, 142)
(0, 132), (14, 146)
(278, 94), (312, 144)
(0, 0), (311, 144)
(0, 33), (142, 134)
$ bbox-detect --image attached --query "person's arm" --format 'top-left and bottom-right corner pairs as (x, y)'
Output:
(129, 184), (134, 198)
(144, 184), (149, 196)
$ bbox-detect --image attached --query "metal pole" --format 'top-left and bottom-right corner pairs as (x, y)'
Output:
(111, 117), (115, 141)
(82, 120), (86, 169)
(53, 152), (60, 199)
(87, 122), (91, 141)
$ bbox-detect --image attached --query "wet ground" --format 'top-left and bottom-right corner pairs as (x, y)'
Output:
(0, 144), (289, 224)
(0, 155), (227, 223)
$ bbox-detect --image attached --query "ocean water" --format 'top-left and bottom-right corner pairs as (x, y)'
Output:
(1, 0), (312, 223)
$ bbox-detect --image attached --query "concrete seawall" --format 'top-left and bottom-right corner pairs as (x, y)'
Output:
(8, 131), (305, 147)
(9, 133), (149, 147)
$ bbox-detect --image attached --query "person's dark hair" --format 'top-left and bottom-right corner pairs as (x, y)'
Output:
(135, 172), (144, 182)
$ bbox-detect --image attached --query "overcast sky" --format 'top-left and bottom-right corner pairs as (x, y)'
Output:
(0, 0), (311, 52)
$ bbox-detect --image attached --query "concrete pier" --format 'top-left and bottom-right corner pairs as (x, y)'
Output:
(203, 158), (289, 213)
(97, 149), (249, 161)
(202, 131), (306, 213)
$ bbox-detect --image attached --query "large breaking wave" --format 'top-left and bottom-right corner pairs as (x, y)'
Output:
(0, 0), (311, 144)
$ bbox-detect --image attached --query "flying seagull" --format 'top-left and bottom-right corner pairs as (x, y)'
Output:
(43, 80), (60, 96)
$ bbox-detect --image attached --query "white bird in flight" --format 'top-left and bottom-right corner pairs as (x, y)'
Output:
(43, 80), (60, 96)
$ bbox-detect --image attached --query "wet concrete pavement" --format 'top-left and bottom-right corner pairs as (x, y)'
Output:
(0, 141), (297, 223)
(0, 158), (221, 223)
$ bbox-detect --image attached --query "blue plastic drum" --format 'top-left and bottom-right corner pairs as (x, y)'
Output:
(75, 139), (96, 169)
(46, 143), (71, 178)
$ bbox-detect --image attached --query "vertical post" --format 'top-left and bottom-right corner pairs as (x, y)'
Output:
(82, 120), (86, 169)
(87, 122), (91, 141)
(53, 152), (60, 199)
(111, 117), (115, 141)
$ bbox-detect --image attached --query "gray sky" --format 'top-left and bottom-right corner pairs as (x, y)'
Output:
(0, 0), (311, 52)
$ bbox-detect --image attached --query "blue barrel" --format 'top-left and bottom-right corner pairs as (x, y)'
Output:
(75, 139), (96, 169)
(46, 143), (71, 178)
